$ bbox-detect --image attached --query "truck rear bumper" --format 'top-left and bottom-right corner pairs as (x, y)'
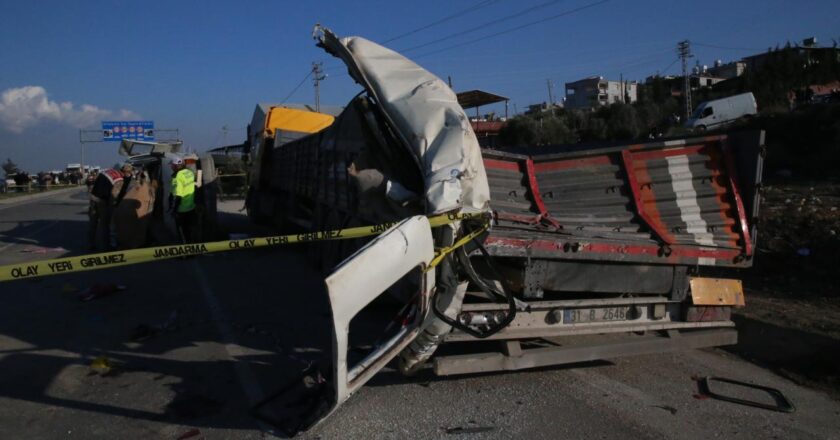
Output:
(434, 328), (737, 376)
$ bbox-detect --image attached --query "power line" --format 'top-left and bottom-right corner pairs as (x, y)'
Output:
(382, 0), (499, 44)
(693, 42), (760, 52)
(279, 70), (313, 104)
(400, 0), (567, 53)
(659, 57), (679, 75)
(413, 0), (610, 59)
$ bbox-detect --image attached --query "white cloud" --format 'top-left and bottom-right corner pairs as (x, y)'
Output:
(0, 86), (140, 133)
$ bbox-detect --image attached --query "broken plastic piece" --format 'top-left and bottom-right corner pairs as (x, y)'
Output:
(90, 355), (112, 375)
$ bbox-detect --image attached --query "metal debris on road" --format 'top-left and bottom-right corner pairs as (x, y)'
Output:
(445, 426), (496, 434)
(695, 376), (796, 413)
(79, 283), (127, 302)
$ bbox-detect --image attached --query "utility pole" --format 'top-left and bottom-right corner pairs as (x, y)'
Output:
(78, 130), (85, 179)
(546, 79), (555, 107)
(677, 40), (693, 120)
(620, 73), (624, 103)
(312, 62), (326, 112)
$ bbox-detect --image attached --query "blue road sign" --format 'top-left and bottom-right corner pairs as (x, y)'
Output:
(102, 121), (154, 142)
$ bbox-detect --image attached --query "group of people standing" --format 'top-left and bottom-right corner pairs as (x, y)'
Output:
(87, 157), (197, 251)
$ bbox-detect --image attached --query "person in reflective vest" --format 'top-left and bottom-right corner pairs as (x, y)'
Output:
(88, 164), (133, 250)
(169, 157), (196, 243)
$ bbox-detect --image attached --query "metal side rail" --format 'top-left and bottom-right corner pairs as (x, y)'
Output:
(434, 328), (737, 376)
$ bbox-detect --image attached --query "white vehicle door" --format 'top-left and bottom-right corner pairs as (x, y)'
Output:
(256, 216), (436, 435)
(324, 216), (434, 416)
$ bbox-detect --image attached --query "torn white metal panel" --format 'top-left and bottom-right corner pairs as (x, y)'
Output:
(315, 26), (490, 215)
(322, 215), (435, 424)
(118, 139), (182, 157)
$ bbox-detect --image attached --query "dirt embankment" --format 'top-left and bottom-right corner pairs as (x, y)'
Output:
(732, 180), (840, 397)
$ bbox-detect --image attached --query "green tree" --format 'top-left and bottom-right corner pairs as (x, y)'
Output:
(2, 158), (18, 177)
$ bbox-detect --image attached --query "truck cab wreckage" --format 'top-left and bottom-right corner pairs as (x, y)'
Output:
(246, 27), (764, 435)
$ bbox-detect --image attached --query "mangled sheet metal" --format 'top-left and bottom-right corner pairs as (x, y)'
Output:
(260, 27), (492, 435)
(315, 26), (490, 216)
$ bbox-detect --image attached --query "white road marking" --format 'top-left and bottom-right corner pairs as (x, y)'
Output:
(665, 155), (716, 266)
(191, 260), (265, 402)
(190, 260), (278, 434)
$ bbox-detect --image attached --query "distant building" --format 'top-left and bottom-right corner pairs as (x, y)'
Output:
(455, 89), (510, 148)
(525, 102), (563, 115)
(743, 38), (840, 73)
(642, 70), (725, 99)
(564, 77), (638, 110)
(707, 60), (746, 79)
(690, 74), (726, 89)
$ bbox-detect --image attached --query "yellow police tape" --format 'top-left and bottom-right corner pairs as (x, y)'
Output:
(0, 212), (489, 282)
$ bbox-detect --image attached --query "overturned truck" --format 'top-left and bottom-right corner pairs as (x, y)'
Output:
(246, 27), (764, 434)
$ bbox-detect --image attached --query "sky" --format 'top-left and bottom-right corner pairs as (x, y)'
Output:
(1, 0), (838, 171)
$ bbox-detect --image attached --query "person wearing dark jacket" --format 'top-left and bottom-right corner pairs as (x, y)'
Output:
(88, 163), (133, 250)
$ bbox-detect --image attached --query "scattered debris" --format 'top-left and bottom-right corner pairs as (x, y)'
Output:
(445, 426), (496, 435)
(250, 365), (330, 437)
(129, 325), (158, 342)
(694, 376), (795, 413)
(175, 428), (202, 440)
(652, 405), (678, 415)
(79, 284), (127, 302)
(130, 310), (179, 342)
(90, 355), (113, 375)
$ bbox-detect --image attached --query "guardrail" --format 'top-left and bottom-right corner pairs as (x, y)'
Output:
(1, 183), (80, 194)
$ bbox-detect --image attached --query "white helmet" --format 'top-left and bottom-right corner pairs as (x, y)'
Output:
(169, 157), (184, 166)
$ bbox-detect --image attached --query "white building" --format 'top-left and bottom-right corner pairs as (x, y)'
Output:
(565, 76), (638, 110)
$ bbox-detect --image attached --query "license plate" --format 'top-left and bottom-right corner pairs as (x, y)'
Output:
(564, 307), (631, 324)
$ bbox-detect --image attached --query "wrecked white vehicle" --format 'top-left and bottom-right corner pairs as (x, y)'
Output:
(246, 27), (764, 434)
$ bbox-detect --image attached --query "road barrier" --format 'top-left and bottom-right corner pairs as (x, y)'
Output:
(0, 212), (489, 282)
(2, 183), (79, 193)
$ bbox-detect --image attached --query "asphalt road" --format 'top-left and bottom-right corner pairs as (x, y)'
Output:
(1, 189), (838, 439)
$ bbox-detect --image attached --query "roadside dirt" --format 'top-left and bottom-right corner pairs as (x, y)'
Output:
(731, 179), (840, 398)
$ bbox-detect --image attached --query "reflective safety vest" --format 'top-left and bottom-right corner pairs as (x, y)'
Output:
(171, 168), (196, 213)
